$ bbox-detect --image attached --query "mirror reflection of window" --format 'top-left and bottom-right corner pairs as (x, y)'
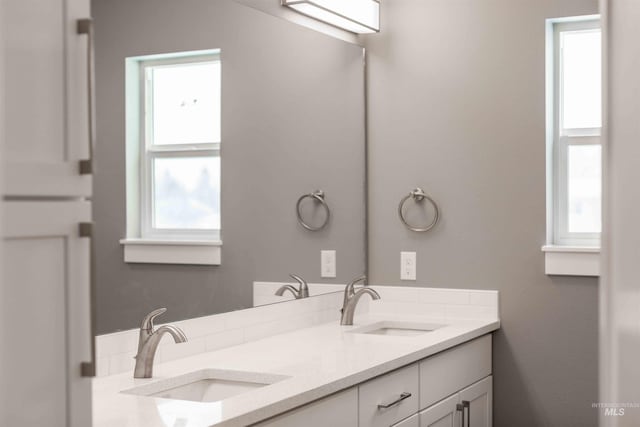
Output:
(134, 52), (222, 241)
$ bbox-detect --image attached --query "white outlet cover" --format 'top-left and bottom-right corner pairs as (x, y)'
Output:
(400, 251), (416, 281)
(321, 250), (336, 278)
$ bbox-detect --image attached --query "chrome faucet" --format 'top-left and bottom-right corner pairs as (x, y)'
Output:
(340, 275), (381, 325)
(134, 308), (187, 379)
(275, 274), (310, 299)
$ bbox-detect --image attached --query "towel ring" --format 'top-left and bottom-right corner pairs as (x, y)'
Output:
(398, 188), (439, 232)
(296, 190), (330, 231)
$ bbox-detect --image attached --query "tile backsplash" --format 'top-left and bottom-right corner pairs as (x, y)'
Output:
(96, 284), (498, 377)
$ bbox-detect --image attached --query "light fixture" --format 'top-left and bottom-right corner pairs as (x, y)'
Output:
(282, 0), (380, 34)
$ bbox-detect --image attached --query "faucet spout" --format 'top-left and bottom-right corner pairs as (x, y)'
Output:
(275, 284), (299, 297)
(134, 308), (187, 379)
(274, 274), (309, 299)
(340, 280), (380, 326)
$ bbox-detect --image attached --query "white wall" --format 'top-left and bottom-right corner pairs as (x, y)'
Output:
(600, 0), (640, 425)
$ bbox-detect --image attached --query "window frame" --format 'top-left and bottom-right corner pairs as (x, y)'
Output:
(137, 53), (222, 242)
(549, 17), (601, 247)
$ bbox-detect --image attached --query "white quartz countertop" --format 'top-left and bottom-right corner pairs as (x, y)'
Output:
(93, 313), (500, 427)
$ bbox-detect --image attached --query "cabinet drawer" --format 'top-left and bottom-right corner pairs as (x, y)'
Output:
(393, 413), (419, 427)
(420, 335), (491, 409)
(359, 363), (419, 427)
(252, 388), (357, 427)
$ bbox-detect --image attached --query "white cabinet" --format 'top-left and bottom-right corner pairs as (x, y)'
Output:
(253, 335), (493, 427)
(393, 414), (420, 427)
(419, 335), (492, 409)
(420, 394), (459, 427)
(1, 201), (92, 427)
(1, 0), (93, 425)
(459, 376), (492, 427)
(252, 388), (358, 427)
(2, 0), (92, 197)
(419, 377), (492, 427)
(359, 363), (419, 427)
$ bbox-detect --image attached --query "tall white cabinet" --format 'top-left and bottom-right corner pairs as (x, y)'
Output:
(1, 0), (94, 425)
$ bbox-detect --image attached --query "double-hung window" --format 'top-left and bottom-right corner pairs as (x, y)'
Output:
(545, 16), (601, 275)
(123, 50), (222, 265)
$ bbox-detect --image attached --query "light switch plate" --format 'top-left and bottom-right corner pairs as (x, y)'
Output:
(321, 250), (336, 278)
(401, 251), (417, 281)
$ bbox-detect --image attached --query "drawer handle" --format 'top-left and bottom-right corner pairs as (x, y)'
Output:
(377, 392), (412, 410)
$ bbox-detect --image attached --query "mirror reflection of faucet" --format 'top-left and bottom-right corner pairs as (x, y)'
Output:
(133, 308), (188, 379)
(274, 274), (310, 299)
(340, 275), (381, 326)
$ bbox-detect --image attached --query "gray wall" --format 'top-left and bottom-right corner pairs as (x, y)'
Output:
(93, 0), (365, 334)
(364, 1), (598, 426)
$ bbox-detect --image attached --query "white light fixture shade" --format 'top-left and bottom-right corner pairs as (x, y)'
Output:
(282, 0), (380, 34)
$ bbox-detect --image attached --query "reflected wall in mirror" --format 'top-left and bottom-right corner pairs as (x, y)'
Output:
(93, 0), (365, 334)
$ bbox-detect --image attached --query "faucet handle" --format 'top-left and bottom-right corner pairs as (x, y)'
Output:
(289, 274), (308, 289)
(289, 274), (309, 298)
(140, 307), (167, 332)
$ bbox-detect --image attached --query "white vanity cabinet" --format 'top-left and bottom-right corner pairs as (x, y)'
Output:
(253, 388), (358, 427)
(252, 335), (493, 427)
(419, 377), (492, 427)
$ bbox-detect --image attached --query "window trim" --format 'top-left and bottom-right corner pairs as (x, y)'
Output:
(124, 49), (222, 265)
(544, 15), (601, 276)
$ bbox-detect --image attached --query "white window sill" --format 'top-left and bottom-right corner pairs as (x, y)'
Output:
(541, 245), (600, 277)
(120, 239), (222, 265)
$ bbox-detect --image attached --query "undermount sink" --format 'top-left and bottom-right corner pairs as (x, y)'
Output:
(122, 369), (290, 403)
(349, 321), (445, 337)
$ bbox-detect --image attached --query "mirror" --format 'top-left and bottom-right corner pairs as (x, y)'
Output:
(93, 0), (365, 334)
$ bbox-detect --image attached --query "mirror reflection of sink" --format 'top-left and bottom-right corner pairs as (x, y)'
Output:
(122, 369), (290, 403)
(349, 321), (446, 337)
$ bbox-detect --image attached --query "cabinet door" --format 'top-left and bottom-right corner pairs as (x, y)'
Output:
(252, 388), (358, 427)
(420, 394), (460, 427)
(459, 376), (492, 427)
(2, 0), (91, 197)
(1, 201), (92, 427)
(394, 413), (420, 427)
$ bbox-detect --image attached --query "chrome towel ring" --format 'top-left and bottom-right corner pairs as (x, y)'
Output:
(398, 187), (439, 232)
(296, 190), (330, 231)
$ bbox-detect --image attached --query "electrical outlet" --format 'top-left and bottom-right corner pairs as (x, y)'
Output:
(401, 251), (416, 281)
(321, 250), (336, 278)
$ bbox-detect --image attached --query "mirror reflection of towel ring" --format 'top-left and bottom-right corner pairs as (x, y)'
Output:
(398, 187), (439, 232)
(296, 190), (330, 231)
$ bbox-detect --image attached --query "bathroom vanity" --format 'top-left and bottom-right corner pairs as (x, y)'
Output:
(92, 286), (499, 427)
(256, 336), (492, 427)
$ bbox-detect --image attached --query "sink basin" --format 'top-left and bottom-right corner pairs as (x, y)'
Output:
(122, 369), (290, 403)
(349, 321), (445, 337)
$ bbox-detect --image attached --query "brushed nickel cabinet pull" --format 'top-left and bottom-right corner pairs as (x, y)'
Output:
(79, 222), (96, 377)
(77, 18), (95, 175)
(377, 392), (412, 410)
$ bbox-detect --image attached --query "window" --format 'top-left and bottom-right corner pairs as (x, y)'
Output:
(544, 16), (601, 275)
(122, 50), (222, 265)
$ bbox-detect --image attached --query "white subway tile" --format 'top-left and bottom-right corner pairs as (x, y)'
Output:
(468, 290), (498, 307)
(160, 337), (206, 363)
(109, 352), (136, 375)
(205, 328), (245, 352)
(444, 304), (497, 320)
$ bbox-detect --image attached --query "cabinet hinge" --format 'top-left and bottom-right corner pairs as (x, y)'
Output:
(79, 222), (93, 238)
